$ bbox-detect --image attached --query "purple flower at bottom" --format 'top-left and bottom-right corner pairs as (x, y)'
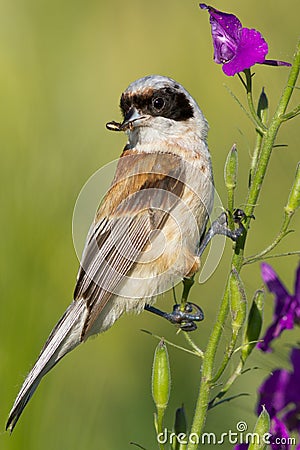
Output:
(270, 417), (291, 450)
(234, 351), (300, 449)
(200, 4), (291, 76)
(257, 348), (300, 449)
(258, 262), (300, 352)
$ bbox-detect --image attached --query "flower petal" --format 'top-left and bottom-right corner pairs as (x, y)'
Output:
(222, 28), (268, 76)
(288, 348), (300, 404)
(257, 369), (291, 416)
(294, 262), (300, 302)
(258, 264), (299, 351)
(257, 296), (296, 352)
(263, 59), (291, 67)
(282, 405), (300, 433)
(201, 4), (292, 75)
(200, 4), (242, 64)
(270, 417), (291, 450)
(261, 263), (290, 304)
(294, 263), (300, 322)
(200, 3), (242, 39)
(257, 322), (282, 352)
(291, 348), (300, 377)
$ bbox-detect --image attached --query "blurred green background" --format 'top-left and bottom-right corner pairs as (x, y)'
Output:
(1, 0), (299, 449)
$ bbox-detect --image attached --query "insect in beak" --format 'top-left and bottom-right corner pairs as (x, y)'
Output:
(106, 107), (145, 132)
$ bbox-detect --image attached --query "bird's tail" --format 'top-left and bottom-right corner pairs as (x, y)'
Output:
(6, 299), (87, 432)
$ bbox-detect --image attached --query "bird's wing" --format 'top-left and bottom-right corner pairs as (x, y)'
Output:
(74, 151), (186, 338)
(5, 151), (189, 432)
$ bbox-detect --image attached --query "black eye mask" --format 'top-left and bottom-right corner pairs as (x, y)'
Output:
(120, 87), (194, 122)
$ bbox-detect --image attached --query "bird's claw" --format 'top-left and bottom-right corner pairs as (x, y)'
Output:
(167, 302), (204, 331)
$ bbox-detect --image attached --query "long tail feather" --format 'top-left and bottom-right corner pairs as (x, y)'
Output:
(6, 299), (87, 432)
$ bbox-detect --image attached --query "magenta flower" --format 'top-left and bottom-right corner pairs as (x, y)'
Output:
(234, 349), (300, 449)
(200, 4), (291, 76)
(257, 348), (300, 449)
(270, 417), (291, 450)
(258, 262), (300, 352)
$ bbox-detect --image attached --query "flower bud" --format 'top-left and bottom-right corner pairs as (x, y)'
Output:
(257, 88), (268, 124)
(229, 268), (247, 336)
(248, 406), (270, 450)
(174, 404), (187, 437)
(284, 162), (300, 216)
(241, 290), (264, 363)
(224, 144), (238, 190)
(152, 340), (171, 412)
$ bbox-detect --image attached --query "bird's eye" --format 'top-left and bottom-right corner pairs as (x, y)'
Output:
(152, 97), (165, 111)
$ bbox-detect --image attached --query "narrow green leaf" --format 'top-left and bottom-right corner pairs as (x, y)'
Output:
(241, 290), (264, 363)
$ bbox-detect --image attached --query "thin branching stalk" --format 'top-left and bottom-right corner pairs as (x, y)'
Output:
(186, 40), (300, 450)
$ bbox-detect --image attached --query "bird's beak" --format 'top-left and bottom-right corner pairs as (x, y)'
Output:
(106, 107), (145, 132)
(119, 107), (145, 131)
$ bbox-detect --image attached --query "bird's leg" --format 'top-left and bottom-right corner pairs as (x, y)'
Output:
(197, 209), (246, 257)
(144, 211), (246, 331)
(144, 301), (204, 332)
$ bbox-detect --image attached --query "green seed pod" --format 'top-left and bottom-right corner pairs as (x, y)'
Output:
(224, 144), (238, 190)
(248, 406), (270, 450)
(284, 162), (300, 216)
(229, 268), (247, 336)
(241, 290), (264, 363)
(152, 340), (171, 411)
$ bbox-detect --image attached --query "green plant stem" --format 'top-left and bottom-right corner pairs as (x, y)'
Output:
(156, 410), (165, 450)
(225, 84), (257, 128)
(186, 285), (231, 449)
(282, 103), (300, 121)
(244, 250), (300, 264)
(210, 331), (239, 384)
(243, 213), (294, 265)
(142, 330), (200, 357)
(227, 188), (235, 229)
(249, 131), (263, 187)
(241, 70), (267, 134)
(183, 332), (204, 358)
(186, 41), (300, 450)
(209, 359), (244, 408)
